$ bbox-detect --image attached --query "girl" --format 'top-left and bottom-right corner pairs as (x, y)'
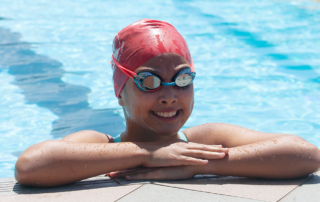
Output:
(15, 19), (320, 187)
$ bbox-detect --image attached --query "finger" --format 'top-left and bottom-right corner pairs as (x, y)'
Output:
(179, 157), (208, 166)
(212, 145), (222, 148)
(183, 150), (226, 159)
(188, 146), (229, 154)
(187, 143), (229, 153)
(106, 170), (120, 176)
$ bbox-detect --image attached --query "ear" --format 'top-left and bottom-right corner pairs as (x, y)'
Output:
(118, 94), (125, 106)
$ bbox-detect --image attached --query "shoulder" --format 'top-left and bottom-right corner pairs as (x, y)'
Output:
(182, 123), (220, 145)
(182, 123), (284, 147)
(62, 130), (114, 143)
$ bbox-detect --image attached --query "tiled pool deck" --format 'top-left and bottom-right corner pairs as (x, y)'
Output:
(0, 169), (319, 202)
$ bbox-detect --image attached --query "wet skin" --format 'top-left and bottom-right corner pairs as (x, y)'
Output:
(14, 53), (320, 187)
(14, 53), (229, 186)
(119, 53), (194, 142)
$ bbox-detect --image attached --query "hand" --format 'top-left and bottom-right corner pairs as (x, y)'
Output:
(141, 141), (228, 168)
(108, 166), (195, 181)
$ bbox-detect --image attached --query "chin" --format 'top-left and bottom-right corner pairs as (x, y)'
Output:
(154, 127), (181, 136)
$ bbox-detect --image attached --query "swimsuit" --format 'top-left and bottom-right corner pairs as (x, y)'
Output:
(113, 131), (188, 143)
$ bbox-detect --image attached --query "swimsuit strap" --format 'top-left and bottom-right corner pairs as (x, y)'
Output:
(178, 131), (188, 142)
(113, 134), (122, 143)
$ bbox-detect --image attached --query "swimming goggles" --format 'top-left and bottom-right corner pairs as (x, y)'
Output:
(112, 55), (196, 91)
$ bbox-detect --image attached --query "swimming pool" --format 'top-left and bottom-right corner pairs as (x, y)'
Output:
(0, 0), (320, 178)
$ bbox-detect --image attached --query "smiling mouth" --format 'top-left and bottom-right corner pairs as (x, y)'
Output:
(152, 110), (181, 119)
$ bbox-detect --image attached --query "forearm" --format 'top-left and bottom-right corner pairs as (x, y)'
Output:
(195, 136), (320, 179)
(15, 140), (148, 187)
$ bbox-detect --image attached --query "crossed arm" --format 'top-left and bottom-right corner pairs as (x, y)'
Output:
(15, 130), (228, 187)
(185, 123), (320, 178)
(15, 123), (320, 187)
(108, 123), (320, 180)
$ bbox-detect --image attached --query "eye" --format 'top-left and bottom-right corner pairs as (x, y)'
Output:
(175, 74), (193, 87)
(143, 76), (161, 89)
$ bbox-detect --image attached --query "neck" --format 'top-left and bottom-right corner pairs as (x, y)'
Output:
(121, 119), (179, 142)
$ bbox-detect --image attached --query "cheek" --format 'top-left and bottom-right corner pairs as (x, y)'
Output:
(180, 86), (194, 111)
(124, 82), (154, 117)
(189, 95), (194, 111)
(190, 88), (195, 111)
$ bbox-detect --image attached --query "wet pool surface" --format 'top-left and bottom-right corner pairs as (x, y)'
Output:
(0, 0), (320, 177)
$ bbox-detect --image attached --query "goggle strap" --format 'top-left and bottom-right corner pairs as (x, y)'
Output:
(112, 55), (137, 78)
(191, 58), (194, 70)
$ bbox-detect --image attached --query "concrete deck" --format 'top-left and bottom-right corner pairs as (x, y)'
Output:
(0, 170), (319, 202)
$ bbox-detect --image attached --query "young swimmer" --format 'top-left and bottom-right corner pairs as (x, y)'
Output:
(15, 19), (320, 187)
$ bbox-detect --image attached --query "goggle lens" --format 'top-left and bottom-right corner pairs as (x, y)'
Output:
(143, 76), (161, 89)
(175, 74), (193, 87)
(111, 55), (195, 92)
(138, 70), (195, 90)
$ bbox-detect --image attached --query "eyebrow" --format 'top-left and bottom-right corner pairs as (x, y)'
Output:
(136, 67), (161, 75)
(176, 64), (192, 70)
(137, 64), (191, 75)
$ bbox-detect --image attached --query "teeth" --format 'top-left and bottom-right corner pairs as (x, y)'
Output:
(155, 111), (177, 118)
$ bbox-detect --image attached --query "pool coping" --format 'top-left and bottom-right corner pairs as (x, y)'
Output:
(0, 170), (319, 202)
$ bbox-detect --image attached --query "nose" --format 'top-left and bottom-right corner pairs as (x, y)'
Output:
(158, 86), (178, 105)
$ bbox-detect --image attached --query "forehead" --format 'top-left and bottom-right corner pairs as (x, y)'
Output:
(136, 53), (190, 73)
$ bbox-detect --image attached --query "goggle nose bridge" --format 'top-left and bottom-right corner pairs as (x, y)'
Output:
(162, 81), (176, 86)
(134, 74), (177, 88)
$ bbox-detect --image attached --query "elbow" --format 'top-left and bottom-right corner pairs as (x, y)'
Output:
(299, 143), (320, 175)
(310, 145), (320, 171)
(15, 149), (37, 186)
(15, 140), (58, 186)
(15, 155), (32, 186)
(283, 136), (320, 176)
(288, 135), (320, 171)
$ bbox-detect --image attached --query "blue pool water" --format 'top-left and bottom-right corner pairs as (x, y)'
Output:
(0, 0), (320, 178)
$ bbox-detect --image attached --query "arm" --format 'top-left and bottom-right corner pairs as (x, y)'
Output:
(187, 123), (320, 179)
(15, 130), (228, 187)
(111, 123), (320, 180)
(15, 130), (147, 187)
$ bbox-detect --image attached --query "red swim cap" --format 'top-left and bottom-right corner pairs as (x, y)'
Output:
(111, 19), (194, 97)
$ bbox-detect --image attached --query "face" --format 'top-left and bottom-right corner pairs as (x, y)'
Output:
(119, 53), (194, 138)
